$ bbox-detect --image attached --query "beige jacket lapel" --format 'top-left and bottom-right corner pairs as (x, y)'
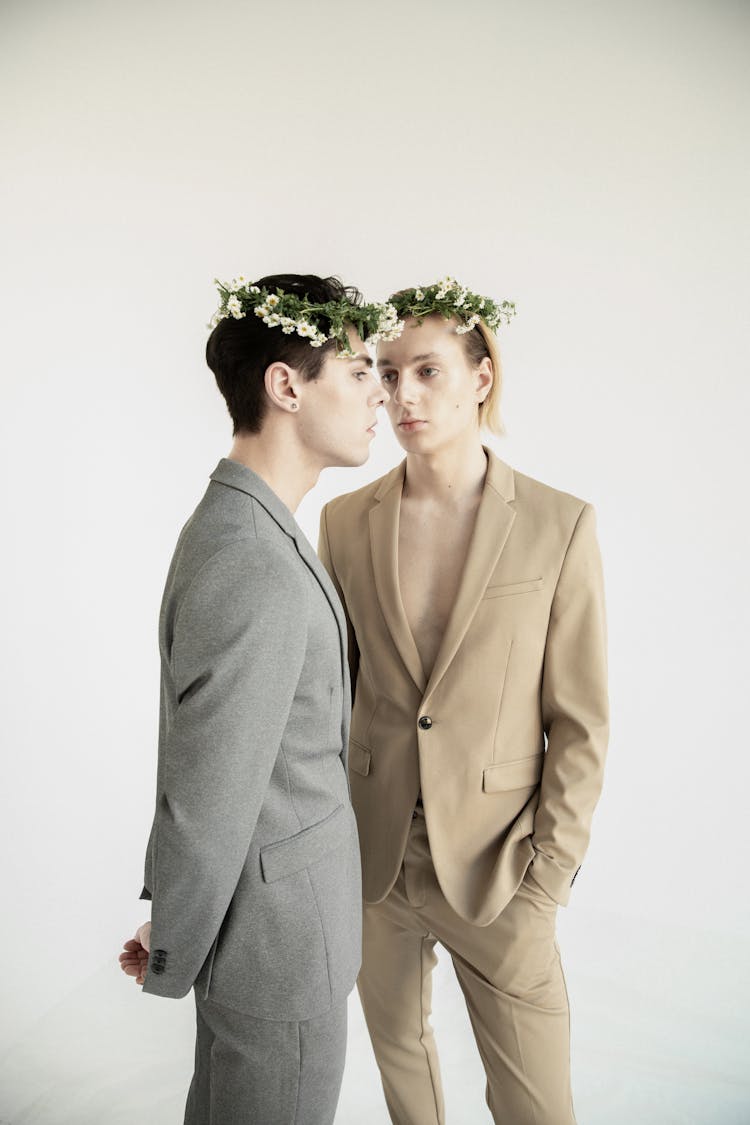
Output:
(368, 462), (427, 694)
(368, 447), (516, 703)
(423, 449), (516, 701)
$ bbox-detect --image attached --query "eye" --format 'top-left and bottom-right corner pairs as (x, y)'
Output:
(420, 366), (439, 377)
(380, 372), (397, 384)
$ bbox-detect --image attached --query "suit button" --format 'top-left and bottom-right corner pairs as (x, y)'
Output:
(418, 716), (432, 730)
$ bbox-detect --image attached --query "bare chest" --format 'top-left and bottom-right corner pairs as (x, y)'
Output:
(398, 502), (478, 680)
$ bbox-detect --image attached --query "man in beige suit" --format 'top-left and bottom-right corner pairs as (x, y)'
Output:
(317, 279), (609, 1125)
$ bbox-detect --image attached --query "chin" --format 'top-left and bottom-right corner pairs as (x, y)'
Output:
(334, 444), (370, 469)
(395, 430), (431, 451)
(353, 445), (372, 466)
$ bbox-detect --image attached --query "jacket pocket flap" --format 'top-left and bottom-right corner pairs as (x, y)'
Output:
(348, 739), (371, 776)
(483, 754), (543, 793)
(260, 804), (347, 883)
(484, 577), (543, 599)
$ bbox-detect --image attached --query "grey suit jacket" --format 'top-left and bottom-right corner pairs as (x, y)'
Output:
(139, 458), (362, 1021)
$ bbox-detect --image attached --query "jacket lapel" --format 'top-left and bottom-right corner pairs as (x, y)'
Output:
(292, 526), (352, 759)
(422, 449), (516, 701)
(369, 462), (427, 694)
(293, 528), (349, 681)
(209, 458), (349, 723)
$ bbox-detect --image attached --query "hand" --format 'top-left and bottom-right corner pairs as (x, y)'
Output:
(119, 921), (151, 986)
(518, 869), (557, 909)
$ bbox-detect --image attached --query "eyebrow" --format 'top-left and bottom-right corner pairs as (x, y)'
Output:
(376, 351), (443, 370)
(347, 353), (373, 366)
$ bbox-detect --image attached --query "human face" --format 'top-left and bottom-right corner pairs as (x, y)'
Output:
(296, 325), (387, 468)
(375, 314), (492, 454)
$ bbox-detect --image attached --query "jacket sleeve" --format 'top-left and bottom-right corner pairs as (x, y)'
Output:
(318, 503), (359, 702)
(532, 503), (609, 906)
(142, 536), (309, 999)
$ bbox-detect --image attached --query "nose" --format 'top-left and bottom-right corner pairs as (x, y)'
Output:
(369, 372), (388, 407)
(393, 375), (417, 407)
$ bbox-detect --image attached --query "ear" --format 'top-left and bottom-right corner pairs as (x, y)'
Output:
(264, 361), (299, 414)
(475, 356), (493, 404)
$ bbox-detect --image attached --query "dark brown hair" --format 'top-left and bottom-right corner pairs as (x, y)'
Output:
(206, 273), (364, 435)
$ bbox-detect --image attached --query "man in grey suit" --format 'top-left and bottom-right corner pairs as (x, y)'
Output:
(120, 273), (391, 1124)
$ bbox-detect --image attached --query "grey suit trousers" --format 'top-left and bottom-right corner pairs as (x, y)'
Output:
(184, 990), (347, 1125)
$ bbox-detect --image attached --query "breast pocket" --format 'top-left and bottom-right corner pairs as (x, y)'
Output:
(483, 577), (544, 599)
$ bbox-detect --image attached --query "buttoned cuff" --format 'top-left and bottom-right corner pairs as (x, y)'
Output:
(529, 849), (580, 907)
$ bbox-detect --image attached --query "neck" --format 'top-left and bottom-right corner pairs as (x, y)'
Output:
(227, 423), (322, 514)
(403, 433), (488, 507)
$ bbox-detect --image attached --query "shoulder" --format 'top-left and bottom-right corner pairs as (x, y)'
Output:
(174, 481), (301, 576)
(507, 465), (602, 574)
(201, 532), (304, 588)
(176, 530), (308, 624)
(509, 464), (594, 533)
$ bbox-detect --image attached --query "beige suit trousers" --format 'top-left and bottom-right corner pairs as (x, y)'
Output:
(358, 809), (576, 1125)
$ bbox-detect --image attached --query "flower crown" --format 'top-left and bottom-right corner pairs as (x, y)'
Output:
(209, 276), (403, 357)
(388, 276), (516, 335)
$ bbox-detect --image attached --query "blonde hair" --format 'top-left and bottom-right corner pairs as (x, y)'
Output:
(463, 320), (504, 436)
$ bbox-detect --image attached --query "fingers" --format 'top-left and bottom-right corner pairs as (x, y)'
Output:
(119, 926), (151, 986)
(135, 921), (151, 952)
(119, 952), (145, 967)
(119, 942), (149, 985)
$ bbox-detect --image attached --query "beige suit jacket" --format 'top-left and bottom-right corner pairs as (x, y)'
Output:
(318, 447), (609, 923)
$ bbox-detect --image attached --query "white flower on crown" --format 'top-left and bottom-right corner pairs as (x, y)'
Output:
(280, 317), (296, 334)
(456, 284), (471, 308)
(264, 313), (281, 327)
(248, 285), (260, 294)
(414, 289), (424, 301)
(227, 296), (244, 318)
(296, 322), (314, 338)
(368, 301), (403, 343)
(436, 276), (455, 298)
(255, 305), (270, 318)
(266, 294), (280, 308)
(456, 312), (482, 334)
(227, 276), (246, 293)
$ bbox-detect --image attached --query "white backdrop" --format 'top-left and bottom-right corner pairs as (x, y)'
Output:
(1, 1), (748, 1122)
